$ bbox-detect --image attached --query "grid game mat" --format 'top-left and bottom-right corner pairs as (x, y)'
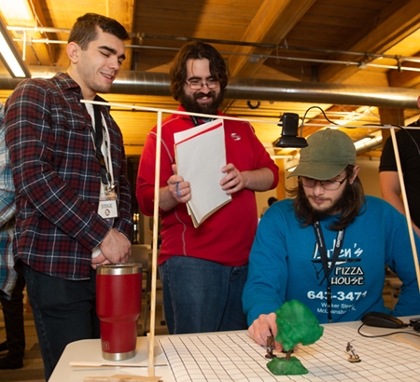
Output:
(158, 325), (420, 381)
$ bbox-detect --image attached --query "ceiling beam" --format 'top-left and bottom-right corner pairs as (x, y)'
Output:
(389, 58), (420, 88)
(319, 0), (420, 84)
(108, 0), (135, 71)
(0, 0), (55, 66)
(227, 0), (316, 78)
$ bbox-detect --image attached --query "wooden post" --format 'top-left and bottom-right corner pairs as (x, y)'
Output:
(378, 107), (404, 146)
(148, 111), (163, 376)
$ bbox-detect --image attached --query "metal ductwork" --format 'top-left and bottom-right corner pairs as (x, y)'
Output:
(1, 67), (419, 109)
(226, 78), (419, 109)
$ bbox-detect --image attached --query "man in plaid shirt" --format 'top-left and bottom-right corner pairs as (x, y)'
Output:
(4, 14), (132, 379)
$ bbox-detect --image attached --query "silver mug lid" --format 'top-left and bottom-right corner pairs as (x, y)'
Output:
(96, 263), (142, 275)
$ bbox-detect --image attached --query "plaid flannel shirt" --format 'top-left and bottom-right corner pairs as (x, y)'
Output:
(0, 105), (17, 297)
(5, 73), (132, 280)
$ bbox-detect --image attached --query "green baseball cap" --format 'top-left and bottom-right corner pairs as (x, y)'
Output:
(288, 128), (356, 180)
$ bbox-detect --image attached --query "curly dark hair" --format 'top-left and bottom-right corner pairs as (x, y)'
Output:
(287, 165), (366, 231)
(169, 41), (229, 101)
(68, 13), (129, 50)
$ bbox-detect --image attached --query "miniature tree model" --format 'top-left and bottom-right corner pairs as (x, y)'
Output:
(267, 299), (324, 375)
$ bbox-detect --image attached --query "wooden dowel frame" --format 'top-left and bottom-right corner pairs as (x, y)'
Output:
(81, 100), (420, 374)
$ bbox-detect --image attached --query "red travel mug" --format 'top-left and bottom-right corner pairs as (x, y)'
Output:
(96, 263), (142, 361)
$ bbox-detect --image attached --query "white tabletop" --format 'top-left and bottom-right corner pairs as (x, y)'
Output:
(50, 335), (172, 382)
(50, 317), (420, 382)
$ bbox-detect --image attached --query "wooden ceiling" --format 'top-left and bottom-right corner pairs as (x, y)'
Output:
(1, 0), (420, 158)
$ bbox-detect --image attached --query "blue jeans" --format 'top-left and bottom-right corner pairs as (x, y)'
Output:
(23, 264), (100, 381)
(159, 256), (248, 334)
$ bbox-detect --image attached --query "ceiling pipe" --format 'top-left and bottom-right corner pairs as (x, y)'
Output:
(6, 26), (420, 72)
(8, 26), (420, 64)
(139, 33), (420, 64)
(226, 77), (419, 109)
(112, 71), (420, 109)
(0, 68), (418, 109)
(9, 36), (420, 73)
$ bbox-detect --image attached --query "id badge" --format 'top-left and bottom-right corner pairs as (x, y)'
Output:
(98, 190), (118, 219)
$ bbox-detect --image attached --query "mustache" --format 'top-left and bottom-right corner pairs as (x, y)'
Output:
(308, 195), (329, 201)
(194, 91), (215, 100)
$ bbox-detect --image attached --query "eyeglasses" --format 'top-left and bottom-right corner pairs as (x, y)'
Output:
(300, 176), (347, 190)
(185, 78), (219, 90)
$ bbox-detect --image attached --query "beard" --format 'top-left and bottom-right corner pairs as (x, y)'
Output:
(309, 198), (340, 217)
(179, 90), (224, 115)
(293, 176), (362, 230)
(300, 181), (351, 219)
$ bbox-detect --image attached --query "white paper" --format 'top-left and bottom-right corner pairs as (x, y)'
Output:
(174, 119), (231, 227)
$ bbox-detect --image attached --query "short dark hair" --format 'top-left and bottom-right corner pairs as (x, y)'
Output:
(68, 13), (129, 50)
(287, 165), (366, 231)
(169, 41), (229, 101)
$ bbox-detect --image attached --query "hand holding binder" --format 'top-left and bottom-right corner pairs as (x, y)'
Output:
(174, 119), (231, 227)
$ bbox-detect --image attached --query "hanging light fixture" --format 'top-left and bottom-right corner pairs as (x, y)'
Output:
(0, 17), (30, 78)
(274, 113), (308, 148)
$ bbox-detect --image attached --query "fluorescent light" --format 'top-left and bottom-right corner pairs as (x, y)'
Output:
(0, 0), (34, 22)
(354, 137), (373, 149)
(354, 133), (382, 151)
(0, 18), (30, 78)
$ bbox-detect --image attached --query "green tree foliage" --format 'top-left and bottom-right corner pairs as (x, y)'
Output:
(267, 300), (324, 375)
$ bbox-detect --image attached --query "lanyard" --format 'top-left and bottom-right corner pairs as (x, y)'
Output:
(93, 104), (112, 189)
(313, 221), (345, 323)
(190, 115), (214, 126)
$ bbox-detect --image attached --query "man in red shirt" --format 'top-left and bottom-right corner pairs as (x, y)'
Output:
(137, 41), (279, 334)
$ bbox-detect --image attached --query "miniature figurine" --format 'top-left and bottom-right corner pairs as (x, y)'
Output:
(265, 331), (277, 359)
(346, 341), (361, 363)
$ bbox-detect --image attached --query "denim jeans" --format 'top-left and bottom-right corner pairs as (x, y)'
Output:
(159, 256), (248, 334)
(23, 264), (100, 381)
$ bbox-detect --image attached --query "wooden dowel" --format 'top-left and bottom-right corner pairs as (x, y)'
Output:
(148, 111), (163, 376)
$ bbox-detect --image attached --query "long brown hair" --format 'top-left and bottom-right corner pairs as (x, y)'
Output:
(287, 165), (366, 231)
(169, 41), (229, 101)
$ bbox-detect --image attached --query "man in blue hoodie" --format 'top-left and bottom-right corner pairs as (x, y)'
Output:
(243, 128), (420, 350)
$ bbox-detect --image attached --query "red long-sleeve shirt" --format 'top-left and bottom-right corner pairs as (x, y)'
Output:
(137, 105), (279, 266)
